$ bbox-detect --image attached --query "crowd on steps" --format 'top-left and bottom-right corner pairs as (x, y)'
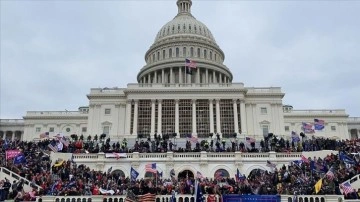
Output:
(1, 137), (360, 201)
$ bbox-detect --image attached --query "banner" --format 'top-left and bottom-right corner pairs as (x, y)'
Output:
(222, 195), (280, 202)
(105, 153), (127, 158)
(5, 150), (21, 160)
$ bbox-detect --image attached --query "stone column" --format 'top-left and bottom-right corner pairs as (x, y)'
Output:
(132, 100), (139, 136)
(179, 67), (183, 84)
(154, 71), (157, 83)
(175, 99), (179, 135)
(148, 74), (151, 84)
(213, 71), (216, 83)
(205, 69), (209, 84)
(240, 100), (247, 135)
(170, 67), (174, 83)
(162, 69), (165, 83)
(233, 99), (239, 134)
(150, 100), (156, 135)
(11, 131), (15, 141)
(192, 99), (197, 136)
(157, 100), (162, 135)
(219, 74), (223, 83)
(209, 99), (214, 134)
(125, 100), (132, 135)
(215, 99), (221, 135)
(196, 67), (200, 83)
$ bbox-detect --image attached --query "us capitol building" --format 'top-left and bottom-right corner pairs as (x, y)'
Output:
(1, 0), (359, 143)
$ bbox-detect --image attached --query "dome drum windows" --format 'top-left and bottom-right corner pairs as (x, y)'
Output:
(197, 48), (200, 57)
(169, 48), (173, 58)
(176, 48), (179, 57)
(204, 50), (207, 59)
(163, 50), (166, 59)
(183, 47), (187, 57)
(190, 47), (194, 57)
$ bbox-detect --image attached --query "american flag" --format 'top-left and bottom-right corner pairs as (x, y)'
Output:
(59, 137), (69, 147)
(301, 155), (310, 163)
(48, 144), (58, 153)
(145, 163), (157, 173)
(325, 167), (335, 180)
(340, 182), (354, 195)
(187, 134), (198, 143)
(185, 58), (197, 69)
(196, 171), (204, 179)
(214, 170), (224, 180)
(245, 137), (255, 143)
(302, 122), (314, 133)
(125, 190), (137, 202)
(138, 193), (156, 202)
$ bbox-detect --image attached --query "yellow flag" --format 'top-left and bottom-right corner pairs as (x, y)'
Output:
(315, 178), (323, 194)
(54, 160), (64, 167)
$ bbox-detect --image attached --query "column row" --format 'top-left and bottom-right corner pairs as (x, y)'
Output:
(140, 67), (230, 84)
(125, 99), (247, 138)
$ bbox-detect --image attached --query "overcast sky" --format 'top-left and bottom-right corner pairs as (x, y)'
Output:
(1, 0), (359, 119)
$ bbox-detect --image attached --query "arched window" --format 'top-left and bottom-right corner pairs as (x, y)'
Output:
(176, 47), (179, 57)
(190, 47), (194, 57)
(204, 50), (207, 59)
(169, 48), (172, 58)
(210, 51), (212, 60)
(152, 54), (155, 62)
(183, 47), (186, 57)
(157, 52), (160, 60)
(197, 48), (201, 57)
(163, 50), (166, 59)
(215, 53), (217, 61)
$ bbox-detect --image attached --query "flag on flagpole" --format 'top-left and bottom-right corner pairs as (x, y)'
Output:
(195, 180), (204, 202)
(325, 167), (335, 180)
(291, 131), (300, 142)
(314, 119), (325, 130)
(302, 122), (315, 133)
(340, 182), (355, 195)
(145, 163), (157, 173)
(314, 178), (323, 194)
(48, 144), (58, 153)
(301, 155), (310, 163)
(131, 167), (139, 182)
(185, 58), (197, 68)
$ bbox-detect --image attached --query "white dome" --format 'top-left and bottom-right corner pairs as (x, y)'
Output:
(154, 14), (217, 45)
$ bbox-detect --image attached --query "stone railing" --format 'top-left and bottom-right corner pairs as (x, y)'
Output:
(281, 195), (344, 202)
(0, 167), (42, 191)
(40, 194), (221, 202)
(72, 151), (302, 162)
(32, 194), (345, 202)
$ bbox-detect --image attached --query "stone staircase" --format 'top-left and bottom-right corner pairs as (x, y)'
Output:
(0, 167), (42, 192)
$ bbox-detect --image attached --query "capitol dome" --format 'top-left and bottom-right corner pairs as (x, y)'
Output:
(137, 0), (233, 84)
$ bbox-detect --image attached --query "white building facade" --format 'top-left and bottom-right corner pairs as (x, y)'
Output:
(0, 0), (357, 142)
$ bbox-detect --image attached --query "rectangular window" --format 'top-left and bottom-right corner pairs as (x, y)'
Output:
(331, 126), (336, 131)
(285, 126), (289, 132)
(260, 107), (267, 114)
(262, 125), (269, 137)
(49, 127), (54, 132)
(36, 127), (41, 132)
(103, 126), (110, 135)
(82, 127), (87, 133)
(105, 108), (111, 115)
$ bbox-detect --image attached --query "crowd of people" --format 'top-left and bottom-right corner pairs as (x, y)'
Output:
(1, 136), (360, 201)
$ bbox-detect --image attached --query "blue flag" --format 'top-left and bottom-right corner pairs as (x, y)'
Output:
(13, 153), (26, 165)
(195, 180), (204, 202)
(340, 152), (356, 164)
(130, 167), (139, 182)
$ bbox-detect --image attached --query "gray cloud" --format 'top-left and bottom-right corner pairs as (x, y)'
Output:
(1, 0), (359, 118)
